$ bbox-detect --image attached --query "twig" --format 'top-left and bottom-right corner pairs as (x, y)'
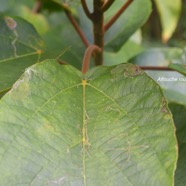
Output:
(52, 0), (89, 47)
(102, 0), (115, 12)
(139, 66), (175, 71)
(92, 0), (105, 65)
(81, 0), (93, 20)
(104, 0), (133, 31)
(82, 45), (102, 74)
(64, 10), (90, 47)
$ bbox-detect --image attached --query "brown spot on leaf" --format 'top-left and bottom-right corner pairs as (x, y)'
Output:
(4, 16), (17, 30)
(124, 65), (143, 77)
(161, 98), (169, 114)
(111, 63), (143, 77)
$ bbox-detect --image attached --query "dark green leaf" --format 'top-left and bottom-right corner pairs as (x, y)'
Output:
(104, 40), (143, 66)
(169, 103), (186, 186)
(105, 0), (152, 51)
(0, 60), (177, 185)
(0, 15), (43, 98)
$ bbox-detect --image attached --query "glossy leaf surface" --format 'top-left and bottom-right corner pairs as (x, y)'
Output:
(0, 60), (177, 185)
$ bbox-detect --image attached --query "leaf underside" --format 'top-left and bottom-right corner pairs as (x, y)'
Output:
(0, 60), (177, 186)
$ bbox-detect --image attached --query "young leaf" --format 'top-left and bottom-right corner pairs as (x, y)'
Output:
(0, 15), (43, 98)
(0, 60), (177, 185)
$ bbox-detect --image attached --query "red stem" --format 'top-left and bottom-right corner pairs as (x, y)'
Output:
(139, 66), (175, 71)
(104, 0), (133, 31)
(64, 10), (90, 47)
(65, 10), (89, 47)
(81, 0), (93, 20)
(82, 45), (102, 74)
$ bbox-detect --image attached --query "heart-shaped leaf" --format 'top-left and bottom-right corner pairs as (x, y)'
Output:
(0, 60), (177, 185)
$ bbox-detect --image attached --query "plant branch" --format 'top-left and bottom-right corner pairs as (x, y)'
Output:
(64, 9), (90, 47)
(82, 45), (102, 74)
(102, 0), (115, 12)
(81, 0), (93, 20)
(104, 0), (133, 31)
(139, 66), (175, 71)
(53, 1), (90, 47)
(92, 0), (105, 65)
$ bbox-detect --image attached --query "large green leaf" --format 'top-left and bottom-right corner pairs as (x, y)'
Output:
(0, 15), (43, 98)
(154, 0), (181, 42)
(169, 103), (186, 186)
(0, 60), (177, 185)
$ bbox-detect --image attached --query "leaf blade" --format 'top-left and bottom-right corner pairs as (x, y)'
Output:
(0, 60), (177, 185)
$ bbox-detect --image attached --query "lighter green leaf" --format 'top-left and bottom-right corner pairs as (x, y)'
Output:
(0, 15), (43, 98)
(0, 60), (177, 185)
(104, 40), (143, 66)
(154, 0), (182, 42)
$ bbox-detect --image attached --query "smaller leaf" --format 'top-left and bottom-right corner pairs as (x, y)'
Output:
(154, 0), (182, 42)
(105, 0), (152, 51)
(104, 40), (143, 66)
